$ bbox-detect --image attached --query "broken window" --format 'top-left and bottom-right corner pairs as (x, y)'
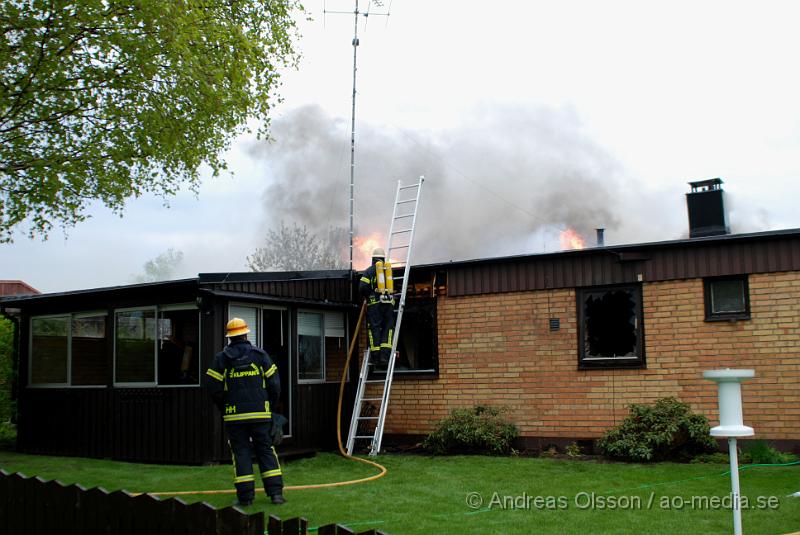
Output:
(704, 276), (750, 321)
(578, 285), (644, 369)
(395, 297), (438, 374)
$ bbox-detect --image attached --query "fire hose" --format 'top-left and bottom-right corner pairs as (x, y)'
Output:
(141, 301), (387, 497)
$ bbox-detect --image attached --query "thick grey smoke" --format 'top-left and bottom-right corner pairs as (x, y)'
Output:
(248, 103), (631, 265)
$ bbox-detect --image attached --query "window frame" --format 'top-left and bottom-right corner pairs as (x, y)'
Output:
(28, 313), (71, 388)
(113, 306), (159, 387)
(69, 310), (110, 387)
(156, 303), (202, 388)
(577, 284), (646, 370)
(704, 275), (751, 322)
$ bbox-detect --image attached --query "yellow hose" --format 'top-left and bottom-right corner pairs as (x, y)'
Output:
(143, 301), (387, 498)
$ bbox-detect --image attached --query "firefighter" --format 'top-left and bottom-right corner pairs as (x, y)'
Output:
(359, 247), (396, 367)
(205, 317), (286, 506)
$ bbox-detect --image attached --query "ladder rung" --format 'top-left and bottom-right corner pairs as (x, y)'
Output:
(357, 416), (379, 420)
(399, 184), (420, 190)
(389, 245), (409, 249)
(397, 199), (416, 205)
(362, 397), (383, 402)
(354, 435), (376, 439)
(364, 380), (386, 384)
(394, 214), (414, 219)
(391, 229), (412, 235)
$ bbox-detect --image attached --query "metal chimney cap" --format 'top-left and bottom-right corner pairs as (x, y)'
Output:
(689, 178), (724, 192)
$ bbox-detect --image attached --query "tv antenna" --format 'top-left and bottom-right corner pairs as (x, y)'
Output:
(323, 1), (392, 273)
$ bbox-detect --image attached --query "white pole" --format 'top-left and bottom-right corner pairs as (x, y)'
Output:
(728, 437), (743, 535)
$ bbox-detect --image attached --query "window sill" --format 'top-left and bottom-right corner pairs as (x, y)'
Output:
(578, 358), (645, 370)
(704, 314), (751, 323)
(370, 369), (438, 380)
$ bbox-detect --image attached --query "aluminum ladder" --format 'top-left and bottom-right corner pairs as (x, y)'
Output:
(346, 176), (424, 456)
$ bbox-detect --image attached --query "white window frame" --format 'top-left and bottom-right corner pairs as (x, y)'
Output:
(113, 306), (158, 387)
(28, 313), (71, 388)
(69, 310), (109, 388)
(297, 309), (326, 384)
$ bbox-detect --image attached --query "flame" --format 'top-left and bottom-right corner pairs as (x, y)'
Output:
(559, 228), (586, 250)
(353, 232), (384, 270)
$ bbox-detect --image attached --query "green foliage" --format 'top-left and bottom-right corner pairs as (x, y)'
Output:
(565, 441), (582, 457)
(0, 317), (14, 424)
(690, 452), (731, 464)
(745, 440), (798, 465)
(247, 222), (348, 271)
(0, 421), (15, 448)
(0, 0), (303, 242)
(598, 397), (717, 462)
(132, 248), (184, 283)
(422, 405), (518, 455)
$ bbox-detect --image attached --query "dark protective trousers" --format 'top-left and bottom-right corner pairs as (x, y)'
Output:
(366, 302), (395, 362)
(226, 421), (283, 502)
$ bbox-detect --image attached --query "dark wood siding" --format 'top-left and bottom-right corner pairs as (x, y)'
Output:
(17, 387), (215, 464)
(448, 234), (800, 296)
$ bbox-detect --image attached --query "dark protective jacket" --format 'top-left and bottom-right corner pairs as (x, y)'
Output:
(359, 263), (395, 306)
(205, 340), (280, 424)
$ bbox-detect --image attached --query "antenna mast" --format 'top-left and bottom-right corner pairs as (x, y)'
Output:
(324, 1), (390, 273)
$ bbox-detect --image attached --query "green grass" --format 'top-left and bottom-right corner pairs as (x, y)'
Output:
(0, 451), (798, 534)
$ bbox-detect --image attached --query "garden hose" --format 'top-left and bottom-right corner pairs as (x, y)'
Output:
(143, 302), (387, 498)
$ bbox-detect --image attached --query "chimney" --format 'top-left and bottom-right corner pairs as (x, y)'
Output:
(596, 228), (605, 247)
(686, 178), (730, 238)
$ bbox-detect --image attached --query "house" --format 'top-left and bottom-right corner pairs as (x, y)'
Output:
(381, 180), (800, 452)
(2, 180), (799, 461)
(0, 271), (359, 463)
(0, 280), (40, 297)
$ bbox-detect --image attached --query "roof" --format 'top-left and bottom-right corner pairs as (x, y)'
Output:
(0, 280), (40, 297)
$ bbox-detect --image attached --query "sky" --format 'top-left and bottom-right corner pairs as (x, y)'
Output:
(3, 0), (800, 293)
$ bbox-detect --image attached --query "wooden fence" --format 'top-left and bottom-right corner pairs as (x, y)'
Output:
(0, 470), (389, 535)
(0, 470), (263, 535)
(267, 515), (388, 534)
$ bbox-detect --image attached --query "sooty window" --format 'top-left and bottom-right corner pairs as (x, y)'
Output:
(578, 285), (645, 369)
(704, 276), (750, 321)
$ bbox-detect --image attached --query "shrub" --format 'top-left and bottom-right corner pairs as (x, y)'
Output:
(598, 397), (717, 462)
(0, 317), (14, 424)
(745, 440), (798, 465)
(565, 442), (582, 457)
(422, 405), (518, 455)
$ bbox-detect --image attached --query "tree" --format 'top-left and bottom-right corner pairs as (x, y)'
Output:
(0, 0), (302, 242)
(133, 248), (184, 282)
(247, 222), (348, 271)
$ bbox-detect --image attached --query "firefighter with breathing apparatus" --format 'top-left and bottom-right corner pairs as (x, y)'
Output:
(205, 317), (286, 506)
(359, 247), (396, 367)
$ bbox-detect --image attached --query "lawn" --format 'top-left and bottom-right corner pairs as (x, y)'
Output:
(0, 450), (798, 535)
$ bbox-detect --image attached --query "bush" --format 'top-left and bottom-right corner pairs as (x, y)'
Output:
(422, 405), (518, 455)
(0, 317), (14, 424)
(745, 440), (798, 465)
(598, 397), (717, 462)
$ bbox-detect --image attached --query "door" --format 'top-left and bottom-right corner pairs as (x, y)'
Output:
(261, 307), (291, 438)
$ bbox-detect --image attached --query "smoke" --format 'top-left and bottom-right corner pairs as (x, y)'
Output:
(247, 103), (635, 264)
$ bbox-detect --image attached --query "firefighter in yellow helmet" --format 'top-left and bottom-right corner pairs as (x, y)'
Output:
(205, 317), (285, 506)
(359, 247), (396, 367)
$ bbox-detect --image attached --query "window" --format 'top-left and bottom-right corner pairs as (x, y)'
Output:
(394, 297), (438, 374)
(229, 305), (260, 345)
(705, 276), (750, 321)
(30, 315), (69, 385)
(71, 313), (107, 385)
(157, 308), (200, 385)
(298, 311), (324, 382)
(578, 285), (644, 369)
(114, 308), (157, 384)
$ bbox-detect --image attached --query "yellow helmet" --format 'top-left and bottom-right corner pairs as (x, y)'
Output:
(372, 247), (385, 259)
(226, 317), (250, 338)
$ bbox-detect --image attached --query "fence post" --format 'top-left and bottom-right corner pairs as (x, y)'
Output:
(186, 500), (219, 534)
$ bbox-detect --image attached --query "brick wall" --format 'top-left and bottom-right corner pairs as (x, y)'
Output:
(383, 271), (800, 442)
